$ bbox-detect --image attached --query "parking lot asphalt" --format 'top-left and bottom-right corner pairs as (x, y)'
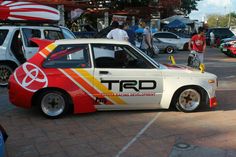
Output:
(0, 47), (236, 157)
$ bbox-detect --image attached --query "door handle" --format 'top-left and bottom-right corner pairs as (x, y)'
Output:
(99, 71), (109, 75)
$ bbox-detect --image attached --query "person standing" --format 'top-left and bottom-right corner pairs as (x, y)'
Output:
(140, 20), (154, 57)
(123, 23), (136, 45)
(210, 31), (215, 47)
(188, 27), (206, 63)
(107, 21), (129, 41)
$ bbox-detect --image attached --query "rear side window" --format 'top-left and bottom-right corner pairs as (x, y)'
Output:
(0, 30), (9, 46)
(22, 28), (41, 47)
(43, 44), (91, 68)
(44, 30), (64, 40)
(61, 28), (75, 39)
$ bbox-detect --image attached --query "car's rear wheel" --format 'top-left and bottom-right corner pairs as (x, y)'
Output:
(0, 64), (14, 87)
(38, 90), (70, 118)
(175, 88), (202, 112)
(165, 46), (175, 54)
(183, 43), (189, 51)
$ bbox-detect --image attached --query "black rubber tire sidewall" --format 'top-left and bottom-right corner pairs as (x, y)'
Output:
(37, 90), (69, 118)
(165, 46), (174, 54)
(0, 64), (14, 87)
(175, 87), (202, 112)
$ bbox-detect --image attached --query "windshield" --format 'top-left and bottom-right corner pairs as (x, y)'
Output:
(0, 30), (8, 46)
(133, 46), (160, 68)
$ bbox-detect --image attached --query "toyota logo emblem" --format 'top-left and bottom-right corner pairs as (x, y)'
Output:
(14, 62), (48, 92)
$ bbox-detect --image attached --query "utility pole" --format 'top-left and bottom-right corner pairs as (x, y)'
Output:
(228, 13), (231, 27)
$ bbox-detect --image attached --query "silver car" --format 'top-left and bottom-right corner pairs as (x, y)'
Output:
(153, 38), (178, 54)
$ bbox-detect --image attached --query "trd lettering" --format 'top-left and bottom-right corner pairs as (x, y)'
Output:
(101, 80), (157, 92)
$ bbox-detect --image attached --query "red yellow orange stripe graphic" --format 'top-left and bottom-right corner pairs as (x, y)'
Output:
(74, 69), (126, 105)
(60, 68), (113, 105)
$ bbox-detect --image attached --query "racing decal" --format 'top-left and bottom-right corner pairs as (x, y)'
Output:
(101, 80), (157, 92)
(39, 43), (57, 58)
(59, 68), (113, 105)
(59, 68), (126, 105)
(74, 69), (126, 104)
(163, 64), (183, 69)
(14, 62), (48, 92)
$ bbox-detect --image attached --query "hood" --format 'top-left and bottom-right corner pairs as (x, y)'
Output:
(160, 63), (216, 78)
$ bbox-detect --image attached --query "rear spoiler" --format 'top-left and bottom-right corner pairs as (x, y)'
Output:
(30, 38), (55, 51)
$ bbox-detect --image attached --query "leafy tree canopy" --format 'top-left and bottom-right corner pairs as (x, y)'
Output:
(207, 12), (236, 27)
(181, 0), (201, 15)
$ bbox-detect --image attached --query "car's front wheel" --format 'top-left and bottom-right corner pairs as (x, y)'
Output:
(165, 46), (175, 54)
(38, 90), (70, 118)
(175, 88), (202, 112)
(183, 43), (189, 51)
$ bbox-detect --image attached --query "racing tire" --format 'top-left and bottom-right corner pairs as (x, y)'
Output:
(37, 90), (70, 118)
(0, 64), (14, 87)
(165, 46), (175, 54)
(174, 87), (203, 112)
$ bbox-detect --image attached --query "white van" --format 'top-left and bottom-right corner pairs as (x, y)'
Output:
(0, 25), (76, 86)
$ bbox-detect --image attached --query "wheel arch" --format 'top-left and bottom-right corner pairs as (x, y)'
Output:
(169, 85), (209, 110)
(32, 87), (74, 112)
(0, 60), (18, 70)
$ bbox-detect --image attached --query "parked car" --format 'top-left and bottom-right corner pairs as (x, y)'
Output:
(152, 37), (177, 54)
(220, 40), (236, 55)
(8, 38), (217, 118)
(221, 36), (236, 44)
(0, 25), (76, 86)
(205, 28), (234, 46)
(152, 32), (190, 50)
(0, 124), (8, 157)
(221, 42), (236, 58)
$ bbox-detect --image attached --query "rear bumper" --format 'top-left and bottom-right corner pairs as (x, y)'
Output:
(209, 97), (217, 108)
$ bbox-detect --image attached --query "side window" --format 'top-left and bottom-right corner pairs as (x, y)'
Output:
(43, 44), (90, 68)
(0, 30), (8, 46)
(153, 33), (163, 38)
(92, 44), (155, 69)
(44, 30), (64, 40)
(61, 28), (76, 39)
(22, 28), (41, 47)
(165, 33), (178, 38)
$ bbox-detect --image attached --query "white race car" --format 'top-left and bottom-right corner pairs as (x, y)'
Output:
(8, 38), (217, 118)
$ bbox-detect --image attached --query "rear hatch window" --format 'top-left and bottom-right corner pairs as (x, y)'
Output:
(0, 30), (8, 46)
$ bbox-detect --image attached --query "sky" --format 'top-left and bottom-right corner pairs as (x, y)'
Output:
(189, 0), (236, 21)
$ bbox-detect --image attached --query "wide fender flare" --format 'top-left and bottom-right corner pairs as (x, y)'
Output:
(160, 76), (215, 109)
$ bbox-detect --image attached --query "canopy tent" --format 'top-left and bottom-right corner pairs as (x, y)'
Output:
(162, 15), (194, 25)
(164, 19), (187, 29)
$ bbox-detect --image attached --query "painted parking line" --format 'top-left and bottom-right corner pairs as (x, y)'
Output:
(115, 112), (162, 157)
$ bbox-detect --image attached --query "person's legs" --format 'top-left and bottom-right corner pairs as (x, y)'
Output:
(196, 53), (204, 63)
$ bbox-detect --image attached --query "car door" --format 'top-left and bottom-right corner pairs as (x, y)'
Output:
(20, 27), (41, 59)
(9, 29), (26, 64)
(91, 44), (163, 110)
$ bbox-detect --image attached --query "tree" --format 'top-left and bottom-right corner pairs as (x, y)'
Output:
(207, 12), (236, 27)
(181, 0), (201, 15)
